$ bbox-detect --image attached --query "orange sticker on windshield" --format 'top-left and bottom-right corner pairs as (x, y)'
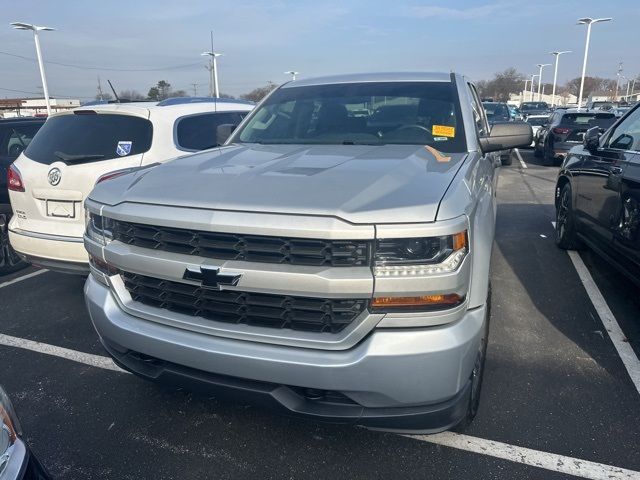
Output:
(432, 125), (455, 138)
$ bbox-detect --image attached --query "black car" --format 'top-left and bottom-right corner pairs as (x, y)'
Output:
(534, 109), (617, 166)
(0, 117), (45, 275)
(483, 101), (514, 165)
(555, 103), (640, 282)
(520, 101), (550, 118)
(0, 385), (51, 479)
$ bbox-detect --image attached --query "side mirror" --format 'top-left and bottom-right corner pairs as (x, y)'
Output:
(583, 126), (600, 152)
(480, 121), (533, 153)
(216, 124), (238, 146)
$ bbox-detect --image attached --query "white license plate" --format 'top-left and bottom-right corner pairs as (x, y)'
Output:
(46, 200), (75, 218)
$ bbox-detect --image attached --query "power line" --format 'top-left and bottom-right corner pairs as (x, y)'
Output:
(0, 86), (90, 99)
(0, 51), (201, 72)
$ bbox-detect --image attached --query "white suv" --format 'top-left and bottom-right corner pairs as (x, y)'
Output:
(8, 98), (253, 273)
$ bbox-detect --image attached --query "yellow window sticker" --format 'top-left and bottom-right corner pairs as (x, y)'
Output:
(432, 125), (455, 138)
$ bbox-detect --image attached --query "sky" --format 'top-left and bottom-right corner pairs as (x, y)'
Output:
(1, 0), (638, 100)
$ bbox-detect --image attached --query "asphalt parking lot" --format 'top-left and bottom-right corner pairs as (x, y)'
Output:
(1, 149), (640, 480)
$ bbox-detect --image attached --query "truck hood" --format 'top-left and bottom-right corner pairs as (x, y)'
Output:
(89, 144), (467, 224)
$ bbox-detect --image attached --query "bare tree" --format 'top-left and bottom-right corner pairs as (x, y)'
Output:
(240, 82), (278, 102)
(119, 90), (145, 101)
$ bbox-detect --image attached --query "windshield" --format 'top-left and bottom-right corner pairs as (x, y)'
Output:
(560, 112), (616, 126)
(24, 113), (153, 165)
(526, 117), (548, 126)
(483, 103), (510, 118)
(234, 81), (466, 152)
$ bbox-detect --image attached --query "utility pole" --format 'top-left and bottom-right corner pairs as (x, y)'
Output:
(201, 32), (222, 98)
(614, 62), (623, 101)
(97, 75), (104, 101)
(10, 22), (54, 115)
(190, 83), (198, 96)
(536, 63), (551, 101)
(530, 74), (539, 102)
(577, 17), (612, 109)
(550, 51), (570, 107)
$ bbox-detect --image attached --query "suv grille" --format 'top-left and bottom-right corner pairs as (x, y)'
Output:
(112, 221), (371, 267)
(122, 272), (369, 333)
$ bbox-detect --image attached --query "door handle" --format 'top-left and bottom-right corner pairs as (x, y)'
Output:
(610, 166), (623, 175)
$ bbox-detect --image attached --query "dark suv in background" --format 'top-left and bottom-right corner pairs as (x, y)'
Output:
(0, 117), (45, 275)
(482, 101), (515, 165)
(535, 109), (616, 165)
(555, 104), (640, 283)
(520, 101), (550, 119)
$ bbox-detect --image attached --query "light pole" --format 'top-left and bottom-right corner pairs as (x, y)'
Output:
(530, 74), (539, 102)
(284, 71), (299, 81)
(624, 76), (631, 102)
(10, 22), (54, 116)
(523, 79), (530, 103)
(536, 63), (551, 102)
(201, 52), (222, 98)
(577, 17), (612, 109)
(550, 51), (571, 107)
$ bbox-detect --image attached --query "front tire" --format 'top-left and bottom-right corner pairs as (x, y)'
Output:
(555, 183), (582, 250)
(454, 287), (490, 431)
(0, 214), (28, 276)
(543, 139), (555, 166)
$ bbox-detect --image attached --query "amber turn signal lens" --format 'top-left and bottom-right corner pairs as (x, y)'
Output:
(371, 294), (463, 309)
(452, 231), (467, 251)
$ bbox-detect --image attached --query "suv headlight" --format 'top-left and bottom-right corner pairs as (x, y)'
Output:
(374, 231), (468, 277)
(85, 211), (114, 246)
(0, 386), (24, 476)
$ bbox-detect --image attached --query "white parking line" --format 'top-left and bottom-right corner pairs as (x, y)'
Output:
(2, 332), (639, 479)
(567, 250), (640, 394)
(514, 148), (527, 169)
(0, 269), (47, 289)
(408, 432), (640, 480)
(0, 333), (127, 373)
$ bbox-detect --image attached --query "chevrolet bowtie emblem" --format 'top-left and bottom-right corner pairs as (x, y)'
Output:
(183, 266), (242, 290)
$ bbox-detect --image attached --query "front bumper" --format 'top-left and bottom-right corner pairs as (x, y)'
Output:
(8, 227), (89, 274)
(85, 274), (486, 431)
(3, 438), (51, 480)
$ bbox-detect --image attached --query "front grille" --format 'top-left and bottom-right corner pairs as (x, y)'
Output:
(122, 272), (369, 333)
(112, 220), (371, 267)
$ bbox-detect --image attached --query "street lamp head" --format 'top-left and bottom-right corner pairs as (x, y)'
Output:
(201, 51), (222, 58)
(10, 22), (55, 31)
(537, 63), (551, 68)
(284, 71), (299, 75)
(550, 50), (571, 56)
(577, 17), (612, 25)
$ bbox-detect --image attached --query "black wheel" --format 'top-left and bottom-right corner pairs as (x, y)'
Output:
(0, 214), (28, 275)
(543, 140), (555, 166)
(555, 183), (582, 250)
(533, 142), (543, 158)
(454, 287), (490, 431)
(501, 151), (513, 166)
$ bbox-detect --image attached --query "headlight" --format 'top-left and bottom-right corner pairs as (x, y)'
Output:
(0, 385), (24, 476)
(374, 231), (468, 277)
(85, 211), (114, 246)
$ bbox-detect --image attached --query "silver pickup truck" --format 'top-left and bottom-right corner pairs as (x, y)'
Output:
(83, 72), (531, 432)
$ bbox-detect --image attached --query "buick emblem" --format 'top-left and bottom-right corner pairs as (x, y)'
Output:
(48, 168), (61, 186)
(183, 266), (242, 290)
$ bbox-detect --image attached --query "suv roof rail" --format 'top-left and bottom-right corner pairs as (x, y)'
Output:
(156, 97), (255, 107)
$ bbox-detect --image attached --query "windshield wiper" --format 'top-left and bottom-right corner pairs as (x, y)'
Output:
(54, 151), (105, 163)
